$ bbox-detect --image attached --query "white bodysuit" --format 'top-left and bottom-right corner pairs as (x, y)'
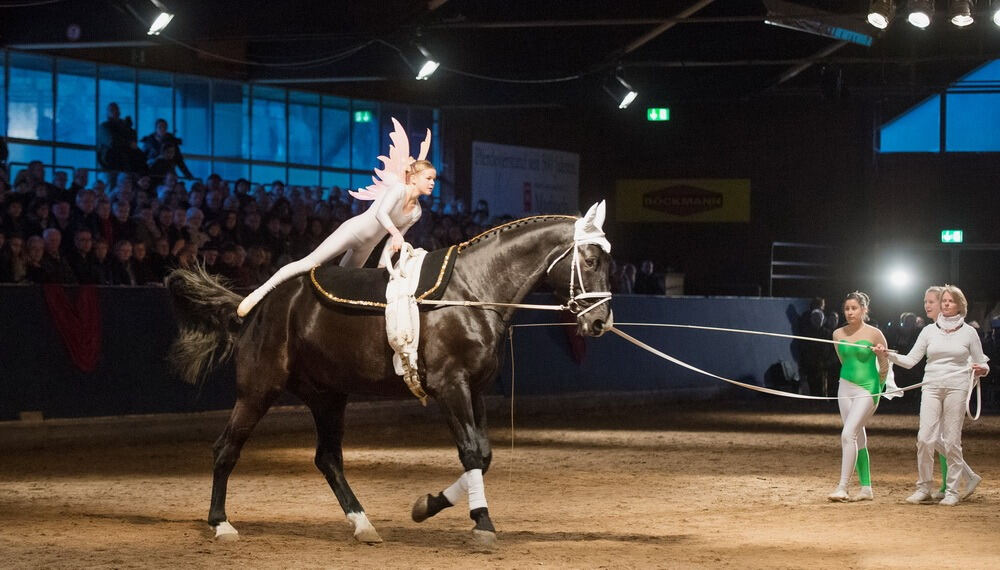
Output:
(237, 182), (420, 316)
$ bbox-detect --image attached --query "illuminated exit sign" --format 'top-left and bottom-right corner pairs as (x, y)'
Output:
(353, 110), (373, 123)
(646, 107), (670, 121)
(941, 230), (964, 243)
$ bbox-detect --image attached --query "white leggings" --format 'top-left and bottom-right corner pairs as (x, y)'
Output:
(917, 386), (972, 495)
(837, 379), (877, 487)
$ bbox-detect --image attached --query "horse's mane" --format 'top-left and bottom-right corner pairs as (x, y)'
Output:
(456, 214), (576, 253)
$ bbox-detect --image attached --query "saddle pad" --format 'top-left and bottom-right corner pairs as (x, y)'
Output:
(309, 245), (457, 311)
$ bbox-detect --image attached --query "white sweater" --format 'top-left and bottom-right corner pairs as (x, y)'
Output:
(889, 323), (989, 389)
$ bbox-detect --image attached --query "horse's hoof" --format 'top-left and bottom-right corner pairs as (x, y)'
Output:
(411, 494), (430, 523)
(471, 529), (497, 550)
(354, 527), (383, 544)
(214, 521), (239, 542)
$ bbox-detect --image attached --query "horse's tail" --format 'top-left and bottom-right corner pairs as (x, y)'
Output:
(166, 265), (243, 385)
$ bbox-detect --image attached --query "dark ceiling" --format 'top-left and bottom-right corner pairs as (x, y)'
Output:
(2, 0), (999, 109)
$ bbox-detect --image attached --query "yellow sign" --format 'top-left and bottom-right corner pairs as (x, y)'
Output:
(615, 179), (750, 223)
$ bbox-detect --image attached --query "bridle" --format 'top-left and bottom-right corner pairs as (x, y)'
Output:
(545, 240), (613, 317)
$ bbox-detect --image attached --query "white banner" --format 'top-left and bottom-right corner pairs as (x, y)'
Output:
(471, 141), (579, 217)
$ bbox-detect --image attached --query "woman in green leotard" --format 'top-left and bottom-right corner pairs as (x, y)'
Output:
(828, 291), (891, 502)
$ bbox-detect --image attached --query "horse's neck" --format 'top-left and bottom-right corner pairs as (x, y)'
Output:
(455, 221), (571, 308)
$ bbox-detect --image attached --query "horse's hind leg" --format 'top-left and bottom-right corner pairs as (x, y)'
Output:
(308, 394), (382, 544)
(208, 395), (277, 541)
(412, 382), (496, 547)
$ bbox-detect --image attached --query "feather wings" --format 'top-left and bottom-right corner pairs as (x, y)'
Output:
(349, 117), (432, 201)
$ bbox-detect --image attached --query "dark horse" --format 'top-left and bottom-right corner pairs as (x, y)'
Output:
(166, 206), (612, 547)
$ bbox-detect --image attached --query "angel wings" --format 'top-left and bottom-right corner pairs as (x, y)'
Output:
(349, 117), (431, 201)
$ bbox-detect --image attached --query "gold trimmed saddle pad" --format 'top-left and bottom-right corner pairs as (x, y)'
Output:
(309, 245), (457, 311)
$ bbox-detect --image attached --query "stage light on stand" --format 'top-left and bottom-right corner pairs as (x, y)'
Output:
(868, 0), (897, 29)
(887, 267), (914, 290)
(949, 0), (975, 26)
(146, 0), (173, 35)
(604, 70), (638, 110)
(907, 0), (934, 28)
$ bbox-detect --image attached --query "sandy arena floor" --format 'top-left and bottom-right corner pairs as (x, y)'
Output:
(1, 400), (998, 569)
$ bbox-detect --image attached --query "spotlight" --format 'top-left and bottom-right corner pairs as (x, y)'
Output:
(413, 44), (439, 80)
(604, 71), (638, 110)
(907, 0), (934, 28)
(867, 0), (896, 29)
(888, 267), (913, 289)
(146, 0), (173, 36)
(992, 0), (1000, 25)
(949, 0), (975, 26)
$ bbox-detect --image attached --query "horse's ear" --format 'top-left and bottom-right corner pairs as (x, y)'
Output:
(581, 202), (599, 223)
(594, 200), (606, 231)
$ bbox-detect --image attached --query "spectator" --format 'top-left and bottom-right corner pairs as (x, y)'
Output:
(49, 199), (75, 246)
(2, 233), (27, 283)
(798, 297), (829, 396)
(140, 118), (194, 178)
(110, 199), (138, 244)
(97, 102), (134, 187)
(132, 241), (157, 285)
(634, 260), (665, 295)
(132, 203), (161, 248)
(148, 236), (180, 283)
(619, 263), (637, 294)
(94, 198), (114, 245)
(66, 228), (100, 284)
(40, 228), (77, 284)
(68, 168), (89, 197)
(181, 207), (208, 249)
(72, 189), (100, 238)
(92, 238), (113, 285)
(23, 235), (46, 283)
(24, 199), (51, 238)
(2, 198), (28, 237)
(110, 240), (137, 286)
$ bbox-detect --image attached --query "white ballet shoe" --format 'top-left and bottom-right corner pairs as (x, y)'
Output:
(961, 472), (982, 500)
(828, 487), (850, 502)
(939, 494), (960, 507)
(905, 490), (932, 504)
(851, 486), (873, 502)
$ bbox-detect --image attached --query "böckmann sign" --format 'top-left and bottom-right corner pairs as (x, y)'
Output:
(615, 179), (750, 222)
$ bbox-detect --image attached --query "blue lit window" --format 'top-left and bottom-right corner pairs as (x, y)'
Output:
(175, 76), (210, 156)
(56, 59), (95, 145)
(7, 53), (54, 141)
(879, 95), (940, 153)
(213, 81), (249, 159)
(251, 86), (286, 162)
(138, 70), (173, 141)
(322, 96), (351, 169)
(289, 91), (319, 166)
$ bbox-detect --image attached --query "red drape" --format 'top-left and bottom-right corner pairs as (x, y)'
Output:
(42, 285), (102, 372)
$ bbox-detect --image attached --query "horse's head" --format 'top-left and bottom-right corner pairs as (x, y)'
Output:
(546, 201), (613, 337)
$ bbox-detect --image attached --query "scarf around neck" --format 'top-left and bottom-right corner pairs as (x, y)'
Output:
(936, 313), (964, 332)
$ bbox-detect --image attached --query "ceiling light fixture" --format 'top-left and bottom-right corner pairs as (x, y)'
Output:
(949, 0), (975, 26)
(867, 0), (897, 29)
(604, 70), (638, 110)
(146, 0), (174, 36)
(907, 0), (934, 28)
(413, 44), (439, 80)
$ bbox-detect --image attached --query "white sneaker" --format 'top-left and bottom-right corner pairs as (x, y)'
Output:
(905, 490), (932, 504)
(931, 490), (945, 500)
(828, 487), (850, 502)
(852, 487), (874, 502)
(939, 494), (960, 507)
(961, 473), (982, 500)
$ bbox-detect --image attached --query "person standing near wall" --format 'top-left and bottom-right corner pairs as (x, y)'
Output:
(874, 284), (989, 505)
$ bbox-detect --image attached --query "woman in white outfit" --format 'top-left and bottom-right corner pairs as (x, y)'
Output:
(874, 284), (989, 506)
(236, 119), (435, 318)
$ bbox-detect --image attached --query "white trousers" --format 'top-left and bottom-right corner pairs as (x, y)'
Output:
(837, 379), (876, 487)
(916, 386), (972, 496)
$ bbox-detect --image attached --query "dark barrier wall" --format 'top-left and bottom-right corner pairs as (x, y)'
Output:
(0, 285), (808, 421)
(502, 294), (809, 397)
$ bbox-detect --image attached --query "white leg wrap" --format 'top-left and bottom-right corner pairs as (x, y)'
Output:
(346, 511), (374, 533)
(442, 472), (468, 505)
(466, 469), (488, 511)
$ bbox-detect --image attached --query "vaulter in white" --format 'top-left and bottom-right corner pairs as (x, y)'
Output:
(237, 118), (436, 317)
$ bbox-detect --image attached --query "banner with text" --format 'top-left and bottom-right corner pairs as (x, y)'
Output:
(615, 178), (751, 222)
(472, 141), (580, 217)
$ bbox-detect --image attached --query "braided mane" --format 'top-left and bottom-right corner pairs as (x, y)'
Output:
(456, 215), (576, 253)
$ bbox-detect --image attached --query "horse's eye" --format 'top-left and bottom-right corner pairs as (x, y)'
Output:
(584, 257), (597, 268)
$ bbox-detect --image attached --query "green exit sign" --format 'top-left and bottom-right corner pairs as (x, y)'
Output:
(353, 110), (373, 123)
(647, 107), (670, 121)
(941, 229), (964, 243)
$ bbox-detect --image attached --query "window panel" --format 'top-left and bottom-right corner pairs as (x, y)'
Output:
(212, 160), (249, 183)
(289, 90), (319, 166)
(213, 81), (249, 159)
(7, 143), (54, 179)
(321, 96), (351, 168)
(55, 147), (96, 172)
(945, 93), (1000, 152)
(7, 53), (54, 141)
(56, 59), (96, 145)
(0, 54), (5, 135)
(137, 70), (173, 141)
(321, 170), (350, 191)
(351, 100), (379, 171)
(288, 167), (319, 186)
(879, 95), (940, 153)
(175, 76), (210, 155)
(183, 159), (211, 182)
(251, 86), (286, 162)
(250, 163), (285, 187)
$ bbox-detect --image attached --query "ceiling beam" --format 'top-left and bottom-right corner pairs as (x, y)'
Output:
(621, 0), (718, 56)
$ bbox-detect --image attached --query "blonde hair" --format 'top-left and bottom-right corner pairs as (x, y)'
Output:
(925, 285), (944, 298)
(941, 284), (969, 316)
(407, 160), (435, 179)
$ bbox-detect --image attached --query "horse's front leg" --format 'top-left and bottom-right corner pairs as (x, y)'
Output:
(412, 381), (496, 547)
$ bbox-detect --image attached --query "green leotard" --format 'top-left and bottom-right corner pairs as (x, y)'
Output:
(837, 339), (883, 404)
